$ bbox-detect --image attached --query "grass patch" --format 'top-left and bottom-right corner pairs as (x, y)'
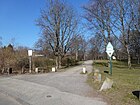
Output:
(87, 60), (140, 105)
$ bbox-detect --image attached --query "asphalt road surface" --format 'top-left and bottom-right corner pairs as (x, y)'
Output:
(0, 60), (107, 105)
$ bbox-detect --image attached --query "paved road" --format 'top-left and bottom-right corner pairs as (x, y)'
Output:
(0, 92), (22, 105)
(0, 60), (107, 105)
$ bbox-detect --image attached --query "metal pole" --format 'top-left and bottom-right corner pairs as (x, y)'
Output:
(110, 57), (112, 75)
(29, 56), (32, 73)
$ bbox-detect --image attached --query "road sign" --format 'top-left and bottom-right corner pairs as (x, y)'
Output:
(106, 42), (114, 57)
(106, 42), (114, 75)
(28, 50), (33, 56)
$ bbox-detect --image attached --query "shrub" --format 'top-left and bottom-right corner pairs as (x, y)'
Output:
(61, 58), (78, 67)
(34, 57), (55, 68)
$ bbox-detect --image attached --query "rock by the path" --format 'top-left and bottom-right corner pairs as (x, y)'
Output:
(93, 69), (102, 82)
(100, 77), (113, 91)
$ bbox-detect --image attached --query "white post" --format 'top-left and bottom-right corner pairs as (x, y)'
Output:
(35, 67), (38, 73)
(29, 56), (32, 73)
(83, 67), (86, 73)
(28, 50), (32, 73)
(52, 67), (56, 72)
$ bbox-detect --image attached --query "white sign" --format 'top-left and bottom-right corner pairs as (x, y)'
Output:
(28, 50), (33, 56)
(106, 42), (114, 57)
(34, 54), (44, 57)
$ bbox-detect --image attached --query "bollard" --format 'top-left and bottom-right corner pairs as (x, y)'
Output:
(94, 69), (101, 82)
(52, 67), (56, 72)
(82, 67), (87, 74)
(35, 68), (38, 73)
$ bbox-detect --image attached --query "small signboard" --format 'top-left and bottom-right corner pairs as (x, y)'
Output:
(106, 42), (114, 75)
(28, 50), (33, 56)
(106, 42), (114, 57)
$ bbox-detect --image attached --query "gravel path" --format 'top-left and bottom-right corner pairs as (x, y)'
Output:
(0, 60), (107, 105)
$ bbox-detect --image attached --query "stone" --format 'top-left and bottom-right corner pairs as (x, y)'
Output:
(93, 69), (101, 82)
(98, 74), (102, 82)
(100, 77), (113, 91)
(93, 73), (101, 82)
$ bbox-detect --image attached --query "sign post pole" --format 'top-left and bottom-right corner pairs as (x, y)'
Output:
(106, 42), (114, 75)
(109, 57), (112, 75)
(28, 50), (33, 73)
(29, 56), (32, 73)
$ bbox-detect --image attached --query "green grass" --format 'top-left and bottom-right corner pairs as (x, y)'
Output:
(87, 60), (140, 105)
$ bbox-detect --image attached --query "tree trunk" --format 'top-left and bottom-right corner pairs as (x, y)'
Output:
(55, 56), (58, 70)
(2, 68), (4, 74)
(58, 55), (61, 69)
(21, 66), (24, 74)
(126, 46), (131, 69)
(83, 52), (86, 61)
(75, 50), (78, 61)
(55, 55), (62, 70)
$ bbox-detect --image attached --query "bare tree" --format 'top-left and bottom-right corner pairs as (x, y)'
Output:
(83, 0), (114, 50)
(0, 37), (2, 47)
(80, 37), (88, 61)
(88, 32), (104, 60)
(0, 44), (16, 73)
(15, 46), (29, 73)
(37, 0), (79, 69)
(83, 0), (140, 68)
(69, 35), (83, 60)
(110, 0), (140, 68)
(129, 31), (140, 64)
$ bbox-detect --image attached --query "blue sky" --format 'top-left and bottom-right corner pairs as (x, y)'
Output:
(0, 0), (88, 48)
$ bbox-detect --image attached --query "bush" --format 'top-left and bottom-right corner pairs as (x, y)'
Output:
(61, 58), (78, 67)
(33, 58), (55, 72)
(34, 57), (55, 68)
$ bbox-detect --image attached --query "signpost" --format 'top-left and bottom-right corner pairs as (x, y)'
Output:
(28, 50), (33, 73)
(106, 42), (114, 75)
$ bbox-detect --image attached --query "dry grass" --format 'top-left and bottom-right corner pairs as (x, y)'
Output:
(87, 60), (140, 105)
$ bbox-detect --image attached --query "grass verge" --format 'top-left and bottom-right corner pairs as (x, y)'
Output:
(87, 60), (140, 105)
